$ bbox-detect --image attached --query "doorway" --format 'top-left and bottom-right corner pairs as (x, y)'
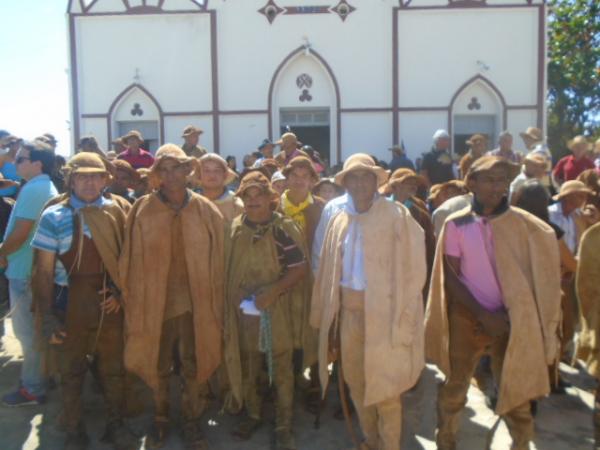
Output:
(279, 108), (330, 166)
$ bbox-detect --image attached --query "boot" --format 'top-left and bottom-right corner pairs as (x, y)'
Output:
(65, 423), (90, 450)
(182, 420), (209, 450)
(145, 419), (170, 449)
(275, 427), (296, 450)
(100, 419), (139, 450)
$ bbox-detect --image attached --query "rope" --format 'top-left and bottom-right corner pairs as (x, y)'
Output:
(259, 309), (274, 385)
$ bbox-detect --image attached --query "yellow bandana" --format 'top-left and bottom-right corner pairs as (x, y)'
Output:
(281, 190), (313, 231)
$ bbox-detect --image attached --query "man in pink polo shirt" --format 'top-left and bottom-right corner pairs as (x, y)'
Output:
(117, 130), (154, 169)
(426, 156), (562, 450)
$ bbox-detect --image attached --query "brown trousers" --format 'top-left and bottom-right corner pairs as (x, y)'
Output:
(239, 314), (294, 431)
(58, 274), (125, 432)
(561, 277), (578, 357)
(341, 288), (403, 450)
(436, 303), (534, 450)
(154, 312), (209, 422)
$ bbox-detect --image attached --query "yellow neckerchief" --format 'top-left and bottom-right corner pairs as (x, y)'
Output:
(281, 190), (313, 231)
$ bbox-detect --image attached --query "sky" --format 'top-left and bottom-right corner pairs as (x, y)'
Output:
(0, 1), (71, 156)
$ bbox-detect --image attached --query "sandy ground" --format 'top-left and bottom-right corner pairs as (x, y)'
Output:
(0, 318), (595, 450)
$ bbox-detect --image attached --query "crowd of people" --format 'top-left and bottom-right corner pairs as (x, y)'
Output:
(0, 124), (599, 450)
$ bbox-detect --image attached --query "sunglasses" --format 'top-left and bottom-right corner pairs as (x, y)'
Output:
(15, 156), (30, 164)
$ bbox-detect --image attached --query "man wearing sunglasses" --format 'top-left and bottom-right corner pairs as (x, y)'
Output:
(1, 140), (58, 407)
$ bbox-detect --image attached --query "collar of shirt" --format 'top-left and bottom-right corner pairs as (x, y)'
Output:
(69, 193), (111, 210)
(471, 195), (509, 217)
(27, 173), (51, 184)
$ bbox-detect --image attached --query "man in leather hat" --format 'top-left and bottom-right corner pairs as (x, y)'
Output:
(32, 152), (136, 449)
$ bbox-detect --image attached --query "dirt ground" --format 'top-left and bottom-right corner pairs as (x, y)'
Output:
(0, 319), (595, 450)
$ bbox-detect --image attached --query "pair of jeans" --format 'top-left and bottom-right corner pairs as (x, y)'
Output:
(8, 278), (46, 396)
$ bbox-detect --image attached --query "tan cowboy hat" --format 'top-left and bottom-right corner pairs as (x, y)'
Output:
(466, 155), (520, 181)
(553, 180), (593, 201)
(567, 135), (592, 151)
(112, 159), (141, 182)
(519, 127), (543, 144)
(150, 144), (194, 172)
(0, 173), (18, 189)
(182, 125), (203, 138)
(466, 134), (487, 146)
(236, 170), (277, 198)
(197, 153), (238, 185)
(334, 153), (389, 187)
(65, 152), (111, 175)
(275, 132), (298, 146)
(387, 168), (425, 188)
(122, 130), (144, 143)
(282, 156), (318, 181)
(523, 152), (548, 167)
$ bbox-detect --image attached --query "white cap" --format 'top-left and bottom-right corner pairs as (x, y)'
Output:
(432, 129), (450, 142)
(271, 170), (286, 183)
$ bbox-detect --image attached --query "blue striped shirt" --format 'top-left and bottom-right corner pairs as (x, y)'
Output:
(32, 195), (113, 286)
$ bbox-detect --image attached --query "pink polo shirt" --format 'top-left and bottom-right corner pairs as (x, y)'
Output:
(444, 216), (504, 312)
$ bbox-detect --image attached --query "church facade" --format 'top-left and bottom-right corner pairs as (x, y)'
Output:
(67, 0), (547, 164)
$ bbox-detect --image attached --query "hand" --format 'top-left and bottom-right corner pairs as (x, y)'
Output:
(49, 330), (67, 345)
(254, 285), (280, 311)
(582, 205), (600, 225)
(101, 295), (121, 314)
(0, 255), (7, 269)
(479, 311), (510, 338)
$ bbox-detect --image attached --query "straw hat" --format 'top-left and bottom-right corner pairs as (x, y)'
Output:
(122, 130), (144, 143)
(275, 132), (298, 146)
(334, 153), (389, 187)
(0, 173), (18, 189)
(523, 152), (548, 167)
(466, 134), (486, 146)
(567, 135), (591, 151)
(282, 156), (318, 181)
(198, 153), (238, 185)
(553, 180), (593, 201)
(519, 127), (543, 142)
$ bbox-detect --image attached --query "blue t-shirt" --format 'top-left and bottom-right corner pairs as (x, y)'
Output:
(0, 162), (21, 197)
(4, 174), (58, 280)
(32, 194), (112, 286)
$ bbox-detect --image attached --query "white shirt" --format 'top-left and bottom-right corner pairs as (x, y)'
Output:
(312, 193), (373, 291)
(548, 202), (578, 253)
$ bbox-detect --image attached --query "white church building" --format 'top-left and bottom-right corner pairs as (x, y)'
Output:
(67, 0), (547, 165)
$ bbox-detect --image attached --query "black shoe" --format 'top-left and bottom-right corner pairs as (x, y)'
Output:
(146, 420), (170, 449)
(65, 424), (90, 450)
(100, 419), (139, 450)
(182, 420), (209, 450)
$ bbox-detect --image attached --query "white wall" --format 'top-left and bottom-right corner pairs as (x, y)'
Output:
(219, 114), (270, 161)
(396, 8), (539, 107)
(215, 0), (395, 111)
(341, 112), (393, 163)
(399, 111), (448, 161)
(164, 115), (214, 151)
(75, 13), (212, 114)
(80, 118), (108, 149)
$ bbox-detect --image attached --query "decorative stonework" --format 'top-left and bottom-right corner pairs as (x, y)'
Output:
(296, 73), (314, 102)
(296, 73), (313, 89)
(467, 97), (482, 110)
(330, 0), (356, 21)
(258, 0), (285, 24)
(131, 103), (144, 116)
(258, 0), (355, 24)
